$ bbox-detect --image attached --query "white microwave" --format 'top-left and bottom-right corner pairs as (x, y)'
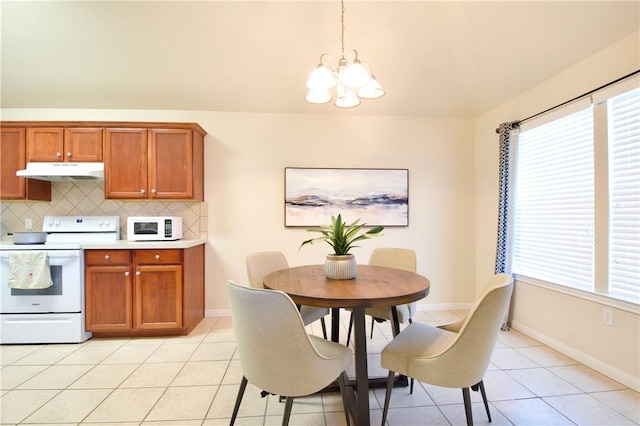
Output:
(127, 216), (183, 241)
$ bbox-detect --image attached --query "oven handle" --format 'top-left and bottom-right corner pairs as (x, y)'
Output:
(0, 250), (81, 259)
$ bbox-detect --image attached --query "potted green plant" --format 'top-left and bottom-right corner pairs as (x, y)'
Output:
(300, 214), (384, 279)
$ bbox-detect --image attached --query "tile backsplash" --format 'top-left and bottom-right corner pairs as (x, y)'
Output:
(0, 181), (207, 240)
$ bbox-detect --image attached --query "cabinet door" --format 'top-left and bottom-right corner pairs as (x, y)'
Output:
(134, 264), (183, 329)
(64, 128), (103, 162)
(26, 128), (64, 161)
(0, 127), (50, 200)
(149, 129), (193, 199)
(104, 128), (148, 199)
(85, 265), (133, 331)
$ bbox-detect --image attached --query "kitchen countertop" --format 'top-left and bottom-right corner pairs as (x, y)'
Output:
(82, 238), (208, 250)
(0, 238), (208, 250)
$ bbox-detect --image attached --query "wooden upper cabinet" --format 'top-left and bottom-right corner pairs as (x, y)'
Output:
(26, 127), (102, 162)
(104, 128), (149, 199)
(64, 128), (103, 161)
(0, 127), (51, 201)
(150, 129), (193, 199)
(105, 127), (204, 200)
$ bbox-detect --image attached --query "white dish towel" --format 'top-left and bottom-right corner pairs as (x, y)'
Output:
(8, 251), (53, 289)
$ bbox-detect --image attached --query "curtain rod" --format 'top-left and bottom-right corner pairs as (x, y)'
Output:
(495, 69), (640, 133)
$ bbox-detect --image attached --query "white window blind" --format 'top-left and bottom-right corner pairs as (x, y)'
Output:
(608, 88), (640, 303)
(513, 107), (595, 291)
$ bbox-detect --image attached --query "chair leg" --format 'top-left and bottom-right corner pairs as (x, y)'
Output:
(230, 376), (248, 425)
(320, 317), (328, 339)
(370, 316), (376, 338)
(462, 387), (474, 426)
(410, 378), (414, 394)
(338, 371), (351, 426)
(346, 314), (353, 346)
(381, 370), (395, 426)
(473, 380), (492, 422)
(282, 396), (294, 426)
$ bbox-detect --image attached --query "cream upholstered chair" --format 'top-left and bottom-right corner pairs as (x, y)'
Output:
(246, 251), (329, 339)
(346, 248), (418, 344)
(226, 280), (352, 426)
(380, 274), (514, 426)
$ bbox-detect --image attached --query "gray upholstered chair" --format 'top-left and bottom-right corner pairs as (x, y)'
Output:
(380, 273), (514, 426)
(346, 248), (418, 344)
(226, 280), (352, 426)
(246, 251), (329, 339)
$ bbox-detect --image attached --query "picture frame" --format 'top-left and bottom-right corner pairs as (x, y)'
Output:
(285, 167), (409, 227)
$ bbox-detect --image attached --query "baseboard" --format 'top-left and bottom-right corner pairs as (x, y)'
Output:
(206, 309), (230, 318)
(511, 320), (640, 392)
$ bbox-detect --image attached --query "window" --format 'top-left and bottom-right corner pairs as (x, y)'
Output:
(513, 84), (639, 305)
(608, 88), (640, 302)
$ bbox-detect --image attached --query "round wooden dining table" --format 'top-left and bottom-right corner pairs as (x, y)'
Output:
(264, 264), (430, 426)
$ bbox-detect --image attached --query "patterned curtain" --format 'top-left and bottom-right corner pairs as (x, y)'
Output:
(495, 121), (519, 330)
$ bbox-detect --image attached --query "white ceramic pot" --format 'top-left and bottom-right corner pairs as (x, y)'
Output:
(324, 254), (357, 280)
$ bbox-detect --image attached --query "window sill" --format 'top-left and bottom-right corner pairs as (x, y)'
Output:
(514, 274), (640, 315)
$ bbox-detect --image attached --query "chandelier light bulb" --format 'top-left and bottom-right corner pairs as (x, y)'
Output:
(306, 63), (337, 90)
(335, 86), (360, 108)
(357, 76), (385, 99)
(338, 57), (371, 89)
(305, 89), (332, 104)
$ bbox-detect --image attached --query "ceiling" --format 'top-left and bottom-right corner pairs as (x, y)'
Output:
(1, 1), (638, 118)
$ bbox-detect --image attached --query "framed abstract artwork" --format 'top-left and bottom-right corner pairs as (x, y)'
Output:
(285, 167), (409, 227)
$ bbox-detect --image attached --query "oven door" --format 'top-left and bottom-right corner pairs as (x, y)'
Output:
(0, 250), (83, 313)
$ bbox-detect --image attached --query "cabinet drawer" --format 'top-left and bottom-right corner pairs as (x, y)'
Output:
(86, 250), (131, 265)
(135, 249), (181, 264)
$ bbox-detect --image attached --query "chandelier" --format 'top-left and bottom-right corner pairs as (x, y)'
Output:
(305, 1), (384, 108)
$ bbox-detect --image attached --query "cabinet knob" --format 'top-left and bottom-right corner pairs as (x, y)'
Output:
(124, 271), (129, 276)
(104, 255), (110, 260)
(67, 152), (72, 157)
(56, 152), (62, 158)
(151, 189), (157, 194)
(140, 189), (146, 194)
(136, 271), (141, 276)
(155, 254), (160, 260)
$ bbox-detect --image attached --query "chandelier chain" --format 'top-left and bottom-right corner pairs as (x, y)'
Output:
(340, 0), (345, 57)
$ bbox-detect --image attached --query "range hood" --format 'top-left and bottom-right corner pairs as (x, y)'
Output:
(16, 162), (105, 181)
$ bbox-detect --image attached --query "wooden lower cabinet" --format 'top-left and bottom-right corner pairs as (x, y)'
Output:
(85, 245), (204, 337)
(135, 263), (183, 330)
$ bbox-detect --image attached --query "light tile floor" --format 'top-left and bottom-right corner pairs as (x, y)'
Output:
(1, 310), (638, 425)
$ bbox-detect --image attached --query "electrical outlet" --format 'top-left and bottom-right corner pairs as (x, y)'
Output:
(25, 218), (33, 230)
(603, 308), (614, 326)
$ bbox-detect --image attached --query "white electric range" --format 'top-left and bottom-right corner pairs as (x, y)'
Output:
(0, 216), (120, 344)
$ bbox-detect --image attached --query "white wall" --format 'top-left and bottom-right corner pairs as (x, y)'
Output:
(474, 31), (640, 391)
(0, 109), (477, 316)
